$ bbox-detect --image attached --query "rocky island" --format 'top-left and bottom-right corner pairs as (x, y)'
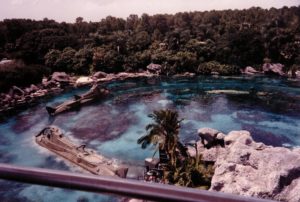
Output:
(190, 127), (300, 202)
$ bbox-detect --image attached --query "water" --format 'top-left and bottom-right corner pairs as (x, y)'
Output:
(0, 76), (299, 201)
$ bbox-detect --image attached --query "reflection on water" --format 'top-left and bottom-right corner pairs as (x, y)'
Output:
(0, 76), (299, 201)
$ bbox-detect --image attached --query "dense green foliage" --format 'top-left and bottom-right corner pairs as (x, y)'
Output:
(0, 61), (49, 91)
(0, 6), (300, 78)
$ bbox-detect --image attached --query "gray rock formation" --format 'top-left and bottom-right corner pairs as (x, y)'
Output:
(196, 129), (300, 202)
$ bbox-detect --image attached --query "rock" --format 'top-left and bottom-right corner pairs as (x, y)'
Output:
(207, 130), (300, 202)
(147, 63), (162, 74)
(118, 72), (132, 78)
(188, 142), (226, 162)
(43, 80), (58, 89)
(197, 127), (225, 149)
(92, 71), (107, 79)
(51, 72), (71, 83)
(243, 66), (260, 75)
(1, 93), (12, 103)
(262, 63), (285, 76)
(30, 84), (39, 91)
(296, 70), (300, 78)
(0, 59), (13, 65)
(24, 84), (39, 94)
(75, 76), (94, 87)
(224, 130), (253, 146)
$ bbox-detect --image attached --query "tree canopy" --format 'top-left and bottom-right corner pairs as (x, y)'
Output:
(0, 6), (300, 77)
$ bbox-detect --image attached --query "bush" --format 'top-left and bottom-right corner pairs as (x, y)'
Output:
(196, 61), (240, 75)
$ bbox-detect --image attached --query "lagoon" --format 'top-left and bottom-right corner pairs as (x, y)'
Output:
(0, 76), (299, 201)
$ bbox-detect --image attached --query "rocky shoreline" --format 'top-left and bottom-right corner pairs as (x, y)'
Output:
(242, 63), (300, 78)
(189, 127), (300, 202)
(1, 61), (299, 117)
(0, 71), (158, 117)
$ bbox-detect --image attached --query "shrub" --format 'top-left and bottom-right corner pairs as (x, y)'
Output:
(196, 61), (240, 75)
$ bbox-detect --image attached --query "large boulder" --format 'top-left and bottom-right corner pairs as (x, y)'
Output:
(207, 130), (300, 202)
(262, 63), (285, 76)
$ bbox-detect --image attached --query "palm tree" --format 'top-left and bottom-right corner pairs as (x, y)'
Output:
(138, 109), (214, 188)
(137, 109), (184, 167)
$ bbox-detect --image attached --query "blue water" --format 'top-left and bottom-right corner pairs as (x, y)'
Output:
(0, 76), (299, 201)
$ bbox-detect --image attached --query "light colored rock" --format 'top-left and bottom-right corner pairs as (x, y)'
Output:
(92, 71), (107, 79)
(207, 130), (300, 202)
(296, 70), (300, 78)
(75, 76), (94, 86)
(243, 66), (260, 75)
(216, 132), (226, 140)
(0, 59), (13, 65)
(224, 130), (252, 146)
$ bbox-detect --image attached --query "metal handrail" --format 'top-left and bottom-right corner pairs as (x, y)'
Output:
(0, 163), (274, 202)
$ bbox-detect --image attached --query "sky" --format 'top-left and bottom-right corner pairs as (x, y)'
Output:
(0, 0), (299, 22)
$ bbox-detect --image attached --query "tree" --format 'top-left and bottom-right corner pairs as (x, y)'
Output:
(76, 17), (84, 24)
(137, 109), (184, 167)
(168, 154), (214, 188)
(137, 109), (214, 189)
(1, 5), (300, 76)
(55, 47), (76, 72)
(92, 47), (124, 73)
(73, 47), (93, 74)
(44, 49), (61, 70)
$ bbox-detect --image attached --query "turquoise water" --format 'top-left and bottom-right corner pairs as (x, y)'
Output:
(0, 76), (299, 201)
